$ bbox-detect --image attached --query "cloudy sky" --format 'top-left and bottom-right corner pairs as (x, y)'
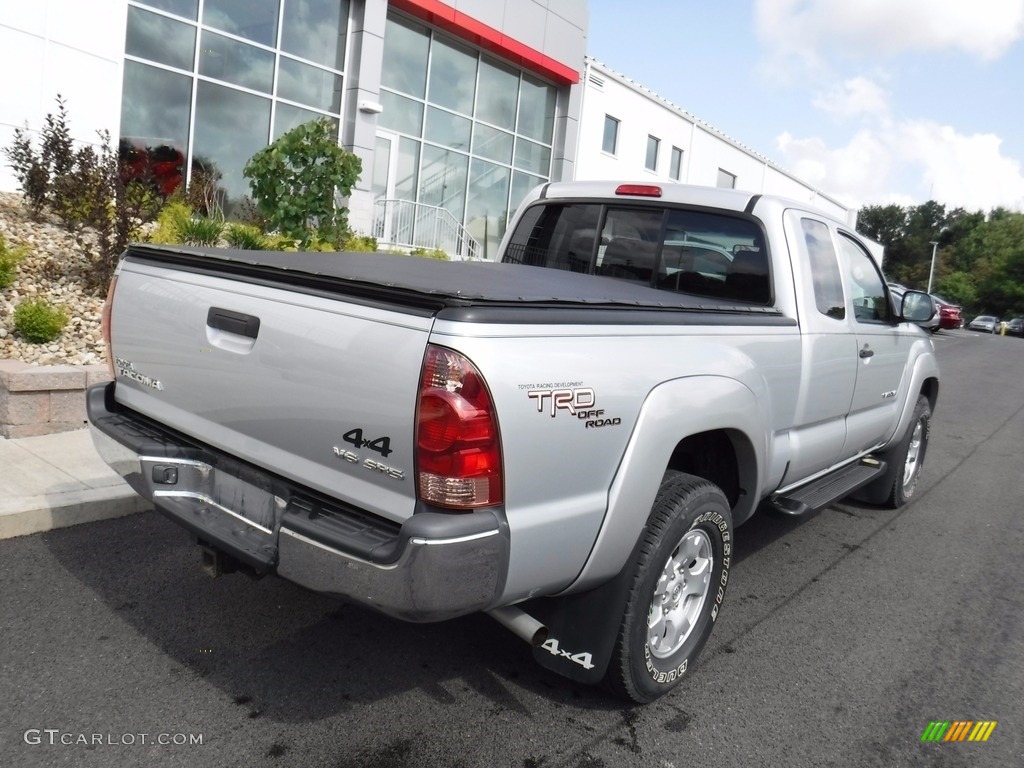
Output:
(586, 0), (1024, 213)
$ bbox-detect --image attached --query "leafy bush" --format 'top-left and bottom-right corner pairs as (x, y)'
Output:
(149, 199), (193, 244)
(243, 118), (361, 246)
(409, 247), (450, 261)
(14, 298), (68, 343)
(224, 223), (268, 250)
(177, 216), (224, 246)
(0, 235), (27, 288)
(339, 233), (378, 252)
(3, 95), (163, 291)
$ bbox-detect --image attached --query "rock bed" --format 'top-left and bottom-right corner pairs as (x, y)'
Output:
(0, 193), (107, 367)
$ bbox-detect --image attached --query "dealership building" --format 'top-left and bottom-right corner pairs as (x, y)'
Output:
(1, 0), (854, 259)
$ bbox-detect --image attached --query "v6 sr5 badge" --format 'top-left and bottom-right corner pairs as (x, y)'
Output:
(525, 386), (621, 429)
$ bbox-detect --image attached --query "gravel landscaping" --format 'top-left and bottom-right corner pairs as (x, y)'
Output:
(0, 193), (106, 367)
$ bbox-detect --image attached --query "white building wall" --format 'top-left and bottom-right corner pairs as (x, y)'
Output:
(0, 1), (127, 192)
(576, 59), (857, 226)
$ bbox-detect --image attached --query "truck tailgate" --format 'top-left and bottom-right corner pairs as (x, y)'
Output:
(109, 257), (432, 523)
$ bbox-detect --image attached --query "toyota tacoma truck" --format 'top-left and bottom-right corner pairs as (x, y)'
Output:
(87, 181), (939, 702)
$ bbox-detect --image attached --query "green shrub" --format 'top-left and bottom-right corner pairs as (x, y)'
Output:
(409, 247), (450, 261)
(14, 298), (68, 343)
(176, 216), (224, 246)
(0, 235), (27, 288)
(149, 199), (193, 244)
(243, 118), (361, 246)
(224, 223), (268, 250)
(339, 233), (378, 252)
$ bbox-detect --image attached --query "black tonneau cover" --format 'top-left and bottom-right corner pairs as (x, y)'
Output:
(124, 244), (787, 321)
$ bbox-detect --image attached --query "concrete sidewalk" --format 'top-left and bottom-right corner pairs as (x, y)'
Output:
(0, 428), (149, 540)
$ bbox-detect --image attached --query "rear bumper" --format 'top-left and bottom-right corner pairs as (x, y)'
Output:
(87, 382), (508, 622)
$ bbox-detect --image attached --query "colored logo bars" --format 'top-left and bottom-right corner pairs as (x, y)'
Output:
(920, 721), (997, 742)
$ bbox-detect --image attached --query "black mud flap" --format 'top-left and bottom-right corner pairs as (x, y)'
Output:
(521, 540), (642, 685)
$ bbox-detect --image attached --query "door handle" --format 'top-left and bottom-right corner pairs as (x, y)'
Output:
(859, 346), (874, 359)
(207, 307), (260, 339)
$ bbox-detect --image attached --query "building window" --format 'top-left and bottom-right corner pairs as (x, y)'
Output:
(645, 135), (660, 172)
(602, 115), (619, 155)
(121, 0), (350, 213)
(379, 13), (557, 258)
(717, 168), (736, 189)
(670, 146), (683, 181)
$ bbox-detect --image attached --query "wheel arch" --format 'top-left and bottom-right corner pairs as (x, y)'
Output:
(563, 375), (766, 594)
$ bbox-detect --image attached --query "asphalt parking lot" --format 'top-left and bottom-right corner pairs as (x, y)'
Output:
(2, 328), (1022, 768)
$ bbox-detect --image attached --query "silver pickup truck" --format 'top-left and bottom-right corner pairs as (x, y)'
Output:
(87, 181), (938, 702)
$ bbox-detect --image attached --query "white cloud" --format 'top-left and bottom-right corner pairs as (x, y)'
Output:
(775, 122), (1024, 212)
(812, 77), (890, 120)
(757, 0), (1024, 65)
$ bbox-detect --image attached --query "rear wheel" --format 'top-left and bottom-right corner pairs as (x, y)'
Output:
(604, 472), (733, 703)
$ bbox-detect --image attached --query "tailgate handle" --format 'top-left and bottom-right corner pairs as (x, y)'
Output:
(207, 307), (261, 339)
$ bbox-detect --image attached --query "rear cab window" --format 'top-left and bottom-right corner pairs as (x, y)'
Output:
(503, 202), (772, 305)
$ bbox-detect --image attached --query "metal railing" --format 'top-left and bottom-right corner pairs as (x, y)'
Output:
(373, 199), (482, 261)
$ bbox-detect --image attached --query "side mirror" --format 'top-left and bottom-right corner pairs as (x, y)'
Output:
(899, 290), (935, 323)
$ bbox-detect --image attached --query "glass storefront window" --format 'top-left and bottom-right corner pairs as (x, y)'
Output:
(126, 6), (195, 71)
(476, 58), (518, 130)
(381, 16), (429, 98)
(511, 170), (544, 212)
(425, 107), (471, 151)
(396, 137), (420, 201)
(281, 0), (348, 69)
(121, 61), (193, 148)
(134, 0), (198, 20)
(199, 31), (275, 93)
(466, 159), (511, 257)
(379, 91), (424, 135)
(120, 61), (193, 197)
(513, 138), (551, 175)
(192, 81), (270, 210)
(277, 57), (342, 112)
(420, 144), (468, 220)
(472, 124), (513, 165)
(517, 74), (555, 143)
(203, 0), (279, 47)
(427, 37), (476, 114)
(274, 105), (338, 141)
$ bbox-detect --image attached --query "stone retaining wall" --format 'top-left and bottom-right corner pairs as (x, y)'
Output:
(0, 361), (110, 438)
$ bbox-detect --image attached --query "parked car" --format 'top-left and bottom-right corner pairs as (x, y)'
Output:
(1006, 317), (1023, 337)
(968, 315), (999, 333)
(931, 295), (963, 330)
(890, 287), (939, 332)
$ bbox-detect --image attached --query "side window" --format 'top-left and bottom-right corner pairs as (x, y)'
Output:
(838, 233), (890, 323)
(801, 218), (845, 319)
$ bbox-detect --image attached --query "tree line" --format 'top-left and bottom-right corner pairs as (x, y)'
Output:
(857, 201), (1024, 318)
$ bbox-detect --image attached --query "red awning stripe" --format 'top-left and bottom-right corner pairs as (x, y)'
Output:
(389, 0), (580, 84)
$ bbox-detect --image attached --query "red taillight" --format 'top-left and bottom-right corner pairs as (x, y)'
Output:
(416, 345), (503, 510)
(615, 184), (662, 197)
(101, 276), (117, 378)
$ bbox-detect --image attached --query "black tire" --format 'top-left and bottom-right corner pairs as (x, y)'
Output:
(604, 472), (733, 703)
(883, 395), (931, 508)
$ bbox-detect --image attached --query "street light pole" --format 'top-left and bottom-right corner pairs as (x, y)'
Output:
(927, 241), (938, 294)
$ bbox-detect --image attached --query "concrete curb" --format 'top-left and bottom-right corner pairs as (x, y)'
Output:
(0, 427), (150, 540)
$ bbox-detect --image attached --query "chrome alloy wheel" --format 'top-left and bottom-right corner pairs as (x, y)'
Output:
(647, 528), (714, 659)
(902, 419), (924, 494)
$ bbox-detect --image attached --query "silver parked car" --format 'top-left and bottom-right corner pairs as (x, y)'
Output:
(968, 315), (999, 333)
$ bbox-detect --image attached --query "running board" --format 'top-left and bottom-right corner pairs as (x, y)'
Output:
(771, 457), (887, 516)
